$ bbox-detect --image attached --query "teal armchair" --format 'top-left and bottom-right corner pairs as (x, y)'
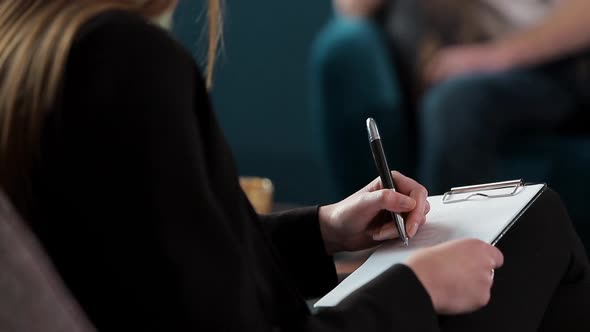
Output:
(310, 18), (415, 196)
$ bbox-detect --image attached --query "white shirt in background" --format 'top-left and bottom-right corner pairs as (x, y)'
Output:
(482, 0), (561, 29)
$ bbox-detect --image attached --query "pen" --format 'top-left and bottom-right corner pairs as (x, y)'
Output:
(366, 118), (410, 246)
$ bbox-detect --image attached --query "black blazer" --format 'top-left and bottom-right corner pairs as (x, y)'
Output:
(29, 11), (437, 331)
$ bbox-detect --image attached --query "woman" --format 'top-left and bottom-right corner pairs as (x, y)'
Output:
(0, 1), (587, 331)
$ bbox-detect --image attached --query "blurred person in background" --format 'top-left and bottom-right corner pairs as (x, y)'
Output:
(335, 0), (590, 194)
(0, 0), (588, 331)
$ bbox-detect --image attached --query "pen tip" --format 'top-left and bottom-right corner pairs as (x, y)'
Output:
(403, 239), (409, 246)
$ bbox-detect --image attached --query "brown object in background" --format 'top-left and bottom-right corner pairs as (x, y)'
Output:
(239, 176), (274, 214)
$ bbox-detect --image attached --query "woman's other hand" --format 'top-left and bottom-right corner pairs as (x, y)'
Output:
(319, 171), (429, 254)
(406, 239), (504, 314)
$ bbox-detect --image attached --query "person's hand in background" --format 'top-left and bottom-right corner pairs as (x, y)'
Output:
(423, 0), (590, 84)
(423, 43), (513, 84)
(422, 0), (590, 84)
(406, 238), (504, 314)
(319, 171), (429, 255)
(334, 0), (383, 17)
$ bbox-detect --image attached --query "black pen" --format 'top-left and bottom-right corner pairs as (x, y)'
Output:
(366, 118), (409, 246)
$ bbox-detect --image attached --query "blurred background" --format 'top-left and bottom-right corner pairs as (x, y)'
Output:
(172, 0), (589, 253)
(173, 0), (337, 206)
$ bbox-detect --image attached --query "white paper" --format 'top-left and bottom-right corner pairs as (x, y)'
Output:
(314, 184), (545, 307)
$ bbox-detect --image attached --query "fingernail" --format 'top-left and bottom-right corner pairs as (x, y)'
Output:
(407, 223), (418, 238)
(400, 196), (416, 209)
(373, 227), (397, 241)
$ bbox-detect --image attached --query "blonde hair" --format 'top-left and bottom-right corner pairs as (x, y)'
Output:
(0, 0), (222, 213)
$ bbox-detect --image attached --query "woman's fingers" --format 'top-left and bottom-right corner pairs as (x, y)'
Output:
(403, 185), (429, 238)
(366, 171), (427, 197)
(488, 245), (505, 268)
(358, 189), (417, 241)
(391, 171), (424, 193)
(362, 171), (431, 239)
(362, 189), (417, 213)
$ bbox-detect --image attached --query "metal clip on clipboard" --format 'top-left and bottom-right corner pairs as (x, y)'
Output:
(442, 179), (525, 204)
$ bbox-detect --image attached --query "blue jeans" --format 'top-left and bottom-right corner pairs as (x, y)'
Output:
(418, 60), (588, 194)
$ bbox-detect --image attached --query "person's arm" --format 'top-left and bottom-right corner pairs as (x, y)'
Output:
(260, 202), (440, 331)
(497, 0), (590, 68)
(261, 205), (439, 331)
(425, 0), (590, 82)
(259, 208), (338, 299)
(257, 170), (430, 299)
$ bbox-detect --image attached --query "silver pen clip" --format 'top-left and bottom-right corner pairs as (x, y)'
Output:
(442, 179), (524, 204)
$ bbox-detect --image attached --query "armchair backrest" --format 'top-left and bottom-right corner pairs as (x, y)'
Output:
(0, 191), (95, 332)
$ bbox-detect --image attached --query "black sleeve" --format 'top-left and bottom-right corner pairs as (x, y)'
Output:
(259, 207), (338, 298)
(260, 208), (439, 330)
(52, 11), (438, 331)
(309, 264), (440, 332)
(55, 12), (267, 331)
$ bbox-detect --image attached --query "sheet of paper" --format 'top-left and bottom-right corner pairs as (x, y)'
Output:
(314, 183), (545, 307)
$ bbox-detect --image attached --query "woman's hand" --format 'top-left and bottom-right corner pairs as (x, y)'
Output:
(319, 171), (429, 254)
(406, 239), (504, 314)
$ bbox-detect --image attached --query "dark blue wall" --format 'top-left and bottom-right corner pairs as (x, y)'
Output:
(173, 1), (337, 204)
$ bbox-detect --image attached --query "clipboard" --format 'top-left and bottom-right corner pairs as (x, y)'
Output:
(441, 179), (546, 246)
(314, 180), (548, 308)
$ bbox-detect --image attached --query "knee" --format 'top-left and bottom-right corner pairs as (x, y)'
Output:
(310, 17), (385, 74)
(518, 188), (583, 254)
(420, 75), (497, 139)
(310, 17), (400, 110)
